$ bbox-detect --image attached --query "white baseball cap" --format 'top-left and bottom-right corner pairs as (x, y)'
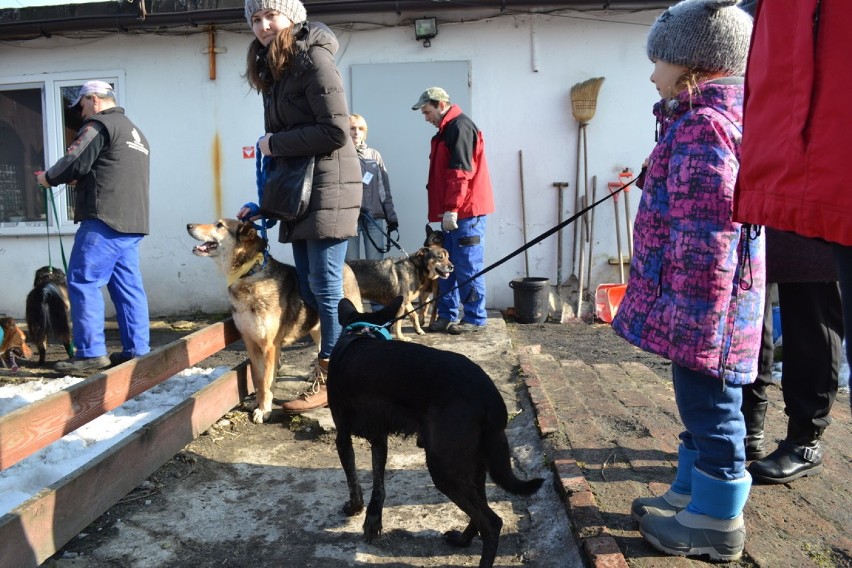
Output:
(69, 80), (116, 108)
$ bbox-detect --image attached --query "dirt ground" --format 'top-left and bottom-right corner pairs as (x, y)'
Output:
(7, 311), (850, 568)
(3, 314), (584, 568)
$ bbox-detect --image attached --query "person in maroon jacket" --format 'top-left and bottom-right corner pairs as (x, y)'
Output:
(733, 0), (852, 417)
(412, 87), (495, 335)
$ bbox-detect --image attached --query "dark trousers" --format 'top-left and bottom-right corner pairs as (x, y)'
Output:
(833, 243), (852, 413)
(743, 282), (842, 431)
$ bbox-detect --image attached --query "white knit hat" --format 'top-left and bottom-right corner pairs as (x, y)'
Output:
(646, 0), (753, 75)
(245, 0), (307, 26)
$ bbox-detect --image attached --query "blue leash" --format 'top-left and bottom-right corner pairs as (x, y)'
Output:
(239, 138), (277, 269)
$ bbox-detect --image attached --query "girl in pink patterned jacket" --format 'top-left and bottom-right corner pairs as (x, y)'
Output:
(611, 0), (763, 561)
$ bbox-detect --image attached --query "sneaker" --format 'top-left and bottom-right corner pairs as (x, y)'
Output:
(640, 509), (745, 561)
(54, 355), (111, 373)
(631, 489), (690, 521)
(109, 352), (134, 367)
(428, 317), (453, 333)
(447, 321), (486, 335)
(281, 358), (329, 414)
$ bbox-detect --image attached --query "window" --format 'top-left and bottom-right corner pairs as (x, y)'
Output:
(0, 73), (122, 236)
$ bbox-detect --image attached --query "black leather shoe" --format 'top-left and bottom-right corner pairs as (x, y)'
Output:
(54, 355), (111, 373)
(748, 440), (823, 484)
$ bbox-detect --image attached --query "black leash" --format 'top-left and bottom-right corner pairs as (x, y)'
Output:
(380, 171), (642, 330)
(360, 212), (407, 257)
(40, 183), (71, 273)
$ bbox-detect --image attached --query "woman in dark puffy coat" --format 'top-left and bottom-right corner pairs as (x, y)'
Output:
(241, 0), (362, 413)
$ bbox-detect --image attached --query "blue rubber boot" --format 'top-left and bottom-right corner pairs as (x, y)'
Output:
(631, 444), (697, 521)
(640, 468), (751, 561)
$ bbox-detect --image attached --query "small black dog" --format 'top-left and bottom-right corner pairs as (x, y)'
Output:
(328, 296), (544, 568)
(25, 266), (73, 365)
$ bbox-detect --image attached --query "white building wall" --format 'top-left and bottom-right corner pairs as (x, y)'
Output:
(0, 9), (660, 319)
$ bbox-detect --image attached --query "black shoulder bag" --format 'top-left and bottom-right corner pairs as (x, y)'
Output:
(259, 155), (315, 221)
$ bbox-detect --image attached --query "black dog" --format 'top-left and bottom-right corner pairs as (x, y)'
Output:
(328, 296), (543, 568)
(25, 266), (73, 365)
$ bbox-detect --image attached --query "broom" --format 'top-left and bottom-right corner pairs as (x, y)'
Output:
(570, 76), (605, 124)
(568, 76), (605, 318)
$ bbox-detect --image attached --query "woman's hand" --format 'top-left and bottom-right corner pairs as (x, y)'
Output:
(237, 203), (262, 222)
(259, 133), (273, 156)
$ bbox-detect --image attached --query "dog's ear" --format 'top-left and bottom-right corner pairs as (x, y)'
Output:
(237, 222), (257, 242)
(338, 298), (359, 326)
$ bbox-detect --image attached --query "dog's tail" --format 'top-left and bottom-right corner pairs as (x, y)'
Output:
(484, 427), (544, 496)
(41, 283), (71, 339)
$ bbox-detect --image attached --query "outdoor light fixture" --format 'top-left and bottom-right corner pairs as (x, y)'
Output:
(414, 17), (437, 47)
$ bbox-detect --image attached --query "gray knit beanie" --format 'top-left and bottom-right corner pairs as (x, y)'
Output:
(646, 0), (753, 75)
(245, 0), (307, 26)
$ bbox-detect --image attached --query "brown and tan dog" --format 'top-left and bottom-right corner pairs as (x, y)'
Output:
(0, 317), (33, 372)
(419, 224), (445, 327)
(346, 243), (453, 341)
(25, 266), (73, 365)
(187, 219), (361, 424)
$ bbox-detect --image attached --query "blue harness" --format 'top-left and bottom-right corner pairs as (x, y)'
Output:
(342, 322), (393, 341)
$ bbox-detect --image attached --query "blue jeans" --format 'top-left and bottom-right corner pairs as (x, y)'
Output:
(292, 238), (347, 359)
(67, 219), (150, 358)
(672, 363), (746, 480)
(345, 216), (385, 261)
(437, 215), (488, 326)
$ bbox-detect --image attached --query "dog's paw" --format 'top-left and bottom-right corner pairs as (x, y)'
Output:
(444, 530), (473, 548)
(414, 328), (426, 336)
(363, 516), (382, 543)
(343, 500), (364, 516)
(396, 335), (412, 342)
(251, 408), (268, 424)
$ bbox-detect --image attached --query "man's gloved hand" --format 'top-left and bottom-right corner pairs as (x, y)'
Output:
(387, 220), (399, 233)
(442, 211), (458, 232)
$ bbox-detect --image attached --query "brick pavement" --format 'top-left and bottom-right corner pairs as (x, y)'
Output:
(517, 342), (852, 568)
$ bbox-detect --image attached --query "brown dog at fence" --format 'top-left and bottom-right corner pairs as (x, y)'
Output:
(187, 219), (361, 424)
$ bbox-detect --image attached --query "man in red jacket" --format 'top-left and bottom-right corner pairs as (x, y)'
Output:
(412, 87), (495, 334)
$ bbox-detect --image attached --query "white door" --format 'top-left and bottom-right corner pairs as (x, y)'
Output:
(351, 61), (471, 256)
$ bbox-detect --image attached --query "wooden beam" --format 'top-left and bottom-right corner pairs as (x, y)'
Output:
(0, 360), (254, 568)
(0, 318), (241, 471)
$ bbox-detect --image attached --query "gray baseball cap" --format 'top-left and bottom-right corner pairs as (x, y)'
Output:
(411, 87), (450, 110)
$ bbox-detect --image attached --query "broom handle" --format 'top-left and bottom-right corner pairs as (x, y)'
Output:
(583, 125), (590, 242)
(571, 125), (583, 276)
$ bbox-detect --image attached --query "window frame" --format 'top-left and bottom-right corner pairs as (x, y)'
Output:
(0, 70), (125, 237)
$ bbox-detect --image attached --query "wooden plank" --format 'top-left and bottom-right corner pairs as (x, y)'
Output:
(0, 318), (241, 471)
(0, 360), (254, 568)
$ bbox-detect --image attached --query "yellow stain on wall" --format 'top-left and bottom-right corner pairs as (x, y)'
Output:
(212, 133), (223, 219)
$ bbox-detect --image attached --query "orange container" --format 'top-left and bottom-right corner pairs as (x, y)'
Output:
(595, 283), (627, 323)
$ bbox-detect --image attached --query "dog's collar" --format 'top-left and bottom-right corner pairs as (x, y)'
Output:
(343, 322), (393, 341)
(227, 252), (266, 286)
